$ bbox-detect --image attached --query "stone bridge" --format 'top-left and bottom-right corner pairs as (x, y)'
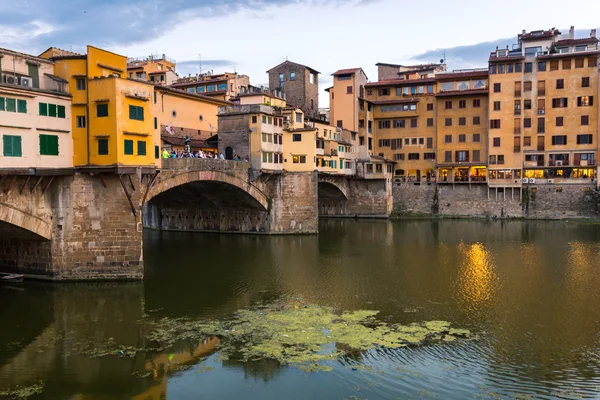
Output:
(0, 159), (391, 280)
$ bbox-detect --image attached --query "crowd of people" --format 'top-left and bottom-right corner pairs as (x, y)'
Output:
(161, 148), (248, 162)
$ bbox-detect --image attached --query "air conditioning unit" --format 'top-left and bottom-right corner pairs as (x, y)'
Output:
(547, 179), (555, 184)
(556, 160), (563, 166)
(538, 109), (545, 114)
(522, 178), (529, 184)
(529, 178), (536, 184)
(3, 75), (18, 85)
(20, 76), (33, 87)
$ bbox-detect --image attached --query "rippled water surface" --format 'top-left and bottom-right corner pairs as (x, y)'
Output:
(2, 220), (600, 399)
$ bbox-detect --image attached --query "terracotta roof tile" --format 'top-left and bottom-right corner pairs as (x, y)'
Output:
(332, 68), (363, 76)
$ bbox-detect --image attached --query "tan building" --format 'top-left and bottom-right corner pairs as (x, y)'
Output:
(127, 54), (177, 85)
(435, 69), (489, 184)
(376, 62), (446, 81)
(0, 48), (73, 169)
(170, 72), (250, 102)
(365, 77), (438, 181)
(488, 26), (599, 188)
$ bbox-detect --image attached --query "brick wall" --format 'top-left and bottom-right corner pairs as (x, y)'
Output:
(268, 63), (318, 119)
(217, 114), (251, 160)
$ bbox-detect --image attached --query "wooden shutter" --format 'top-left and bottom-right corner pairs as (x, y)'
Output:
(124, 140), (133, 155)
(138, 140), (146, 155)
(57, 105), (65, 118)
(3, 135), (12, 156)
(39, 102), (47, 116)
(48, 104), (57, 117)
(427, 138), (433, 148)
(6, 98), (15, 112)
(27, 63), (39, 88)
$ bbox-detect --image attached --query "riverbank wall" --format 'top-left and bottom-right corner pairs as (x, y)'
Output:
(392, 182), (600, 219)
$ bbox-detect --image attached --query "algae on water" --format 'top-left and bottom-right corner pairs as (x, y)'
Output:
(0, 381), (44, 399)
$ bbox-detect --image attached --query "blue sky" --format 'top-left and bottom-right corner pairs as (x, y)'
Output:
(1, 0), (599, 106)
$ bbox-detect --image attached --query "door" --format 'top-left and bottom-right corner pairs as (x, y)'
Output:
(225, 146), (233, 160)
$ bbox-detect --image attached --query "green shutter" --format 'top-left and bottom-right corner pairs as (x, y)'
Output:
(139, 107), (144, 121)
(48, 104), (57, 117)
(57, 105), (65, 118)
(6, 98), (16, 112)
(13, 136), (22, 157)
(39, 102), (47, 116)
(0, 97), (5, 111)
(124, 139), (133, 155)
(97, 104), (108, 117)
(137, 140), (146, 156)
(154, 145), (159, 159)
(98, 139), (109, 155)
(17, 99), (27, 114)
(27, 64), (40, 88)
(154, 91), (157, 104)
(154, 117), (157, 129)
(129, 105), (135, 119)
(40, 134), (59, 156)
(3, 135), (12, 156)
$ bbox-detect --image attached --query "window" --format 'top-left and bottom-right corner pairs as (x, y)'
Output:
(524, 136), (531, 146)
(445, 118), (452, 127)
(498, 155), (505, 165)
(394, 120), (405, 128)
(514, 118), (521, 134)
(445, 151), (452, 162)
(551, 135), (567, 145)
(252, 115), (257, 124)
(337, 120), (342, 127)
(155, 145), (160, 159)
(493, 83), (501, 93)
(537, 118), (545, 133)
(379, 120), (391, 129)
(441, 82), (454, 91)
(408, 153), (419, 160)
(524, 118), (531, 128)
(514, 137), (521, 152)
(97, 103), (108, 117)
(292, 133), (302, 142)
(459, 100), (466, 109)
(524, 99), (531, 110)
(458, 134), (466, 143)
(296, 112), (302, 123)
(589, 57), (597, 67)
(524, 81), (532, 92)
(76, 116), (86, 128)
(556, 79), (564, 89)
(524, 62), (532, 73)
(490, 120), (501, 129)
(124, 140), (137, 156)
(268, 116), (272, 125)
(582, 115), (589, 125)
(445, 134), (452, 143)
(550, 60), (559, 71)
(445, 100), (452, 109)
(16, 99), (26, 114)
(507, 64), (514, 73)
(98, 139), (108, 155)
(538, 61), (546, 72)
(76, 78), (86, 91)
(3, 135), (22, 157)
(473, 133), (480, 142)
(493, 101), (501, 111)
(379, 88), (390, 96)
(395, 153), (405, 160)
(410, 119), (417, 128)
(207, 84), (216, 92)
(552, 98), (568, 108)
(489, 155), (497, 164)
(556, 116), (564, 127)
(582, 77), (590, 87)
(411, 138), (418, 145)
(424, 152), (435, 160)
(514, 63), (522, 72)
(290, 72), (296, 81)
(514, 81), (521, 97)
(279, 73), (284, 82)
(427, 103), (434, 111)
(456, 151), (469, 162)
(493, 137), (500, 147)
(154, 91), (157, 104)
(39, 134), (59, 156)
(137, 140), (146, 155)
(347, 86), (353, 94)
(129, 105), (144, 121)
(538, 136), (545, 151)
(310, 73), (316, 84)
(426, 137), (433, 149)
(575, 58), (585, 68)
(538, 80), (545, 96)
(538, 98), (545, 113)
(427, 118), (434, 127)
(197, 86), (205, 93)
(514, 100), (521, 115)
(562, 59), (571, 70)
(459, 117), (466, 126)
(217, 83), (227, 91)
(473, 99), (480, 108)
(577, 96), (594, 107)
(577, 134), (593, 145)
(490, 65), (497, 74)
(378, 139), (390, 147)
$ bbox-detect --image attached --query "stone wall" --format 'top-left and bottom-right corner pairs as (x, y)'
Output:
(526, 184), (600, 219)
(318, 176), (392, 218)
(217, 114), (251, 160)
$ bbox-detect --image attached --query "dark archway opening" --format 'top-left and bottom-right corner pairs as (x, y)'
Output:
(0, 219), (52, 275)
(144, 181), (270, 234)
(225, 147), (234, 160)
(318, 182), (349, 217)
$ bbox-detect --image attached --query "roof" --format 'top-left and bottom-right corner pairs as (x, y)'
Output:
(365, 77), (436, 87)
(369, 154), (396, 164)
(554, 37), (599, 47)
(436, 88), (489, 97)
(38, 47), (83, 58)
(332, 68), (362, 76)
(286, 127), (316, 132)
(488, 54), (525, 63)
(0, 47), (55, 64)
(435, 70), (488, 80)
(44, 73), (69, 84)
(266, 60), (320, 74)
(376, 62), (442, 69)
(324, 86), (333, 92)
(536, 49), (600, 60)
(152, 83), (233, 106)
(518, 29), (560, 42)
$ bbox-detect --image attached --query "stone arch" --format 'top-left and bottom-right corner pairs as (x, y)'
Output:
(317, 179), (349, 200)
(0, 203), (51, 240)
(146, 170), (270, 211)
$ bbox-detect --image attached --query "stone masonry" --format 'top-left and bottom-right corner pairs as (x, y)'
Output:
(268, 61), (319, 119)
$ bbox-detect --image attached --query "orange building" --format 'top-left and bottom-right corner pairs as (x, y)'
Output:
(170, 72), (250, 102)
(127, 54), (177, 85)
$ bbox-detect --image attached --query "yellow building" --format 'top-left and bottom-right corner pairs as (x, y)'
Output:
(435, 70), (489, 184)
(365, 77), (438, 181)
(41, 45), (157, 167)
(127, 53), (177, 85)
(488, 27), (599, 187)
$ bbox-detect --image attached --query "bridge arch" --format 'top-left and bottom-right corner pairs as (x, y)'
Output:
(317, 178), (349, 200)
(0, 203), (51, 240)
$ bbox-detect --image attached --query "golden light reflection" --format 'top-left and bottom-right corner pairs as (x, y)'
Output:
(456, 243), (498, 313)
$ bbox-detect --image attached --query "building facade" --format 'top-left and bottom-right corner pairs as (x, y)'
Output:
(127, 54), (177, 85)
(0, 48), (73, 169)
(170, 72), (250, 102)
(267, 61), (319, 119)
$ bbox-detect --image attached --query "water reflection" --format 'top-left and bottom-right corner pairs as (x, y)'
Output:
(1, 221), (600, 399)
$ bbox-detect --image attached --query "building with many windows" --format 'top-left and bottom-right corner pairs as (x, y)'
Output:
(127, 54), (177, 85)
(169, 72), (250, 102)
(0, 48), (73, 169)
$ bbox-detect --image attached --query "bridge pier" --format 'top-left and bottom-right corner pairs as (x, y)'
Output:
(318, 175), (393, 218)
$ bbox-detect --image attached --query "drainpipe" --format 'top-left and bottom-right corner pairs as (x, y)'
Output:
(86, 59), (90, 165)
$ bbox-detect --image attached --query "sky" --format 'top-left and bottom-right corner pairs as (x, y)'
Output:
(1, 0), (599, 107)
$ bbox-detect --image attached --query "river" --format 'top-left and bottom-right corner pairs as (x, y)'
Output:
(1, 220), (600, 399)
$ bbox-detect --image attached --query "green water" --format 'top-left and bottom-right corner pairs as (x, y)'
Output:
(2, 220), (600, 399)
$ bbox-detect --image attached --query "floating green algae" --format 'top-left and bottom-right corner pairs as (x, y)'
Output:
(142, 300), (474, 372)
(0, 381), (44, 399)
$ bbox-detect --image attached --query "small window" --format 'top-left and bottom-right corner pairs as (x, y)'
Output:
(290, 72), (296, 81)
(459, 117), (466, 126)
(445, 100), (452, 109)
(129, 105), (144, 121)
(155, 145), (160, 159)
(556, 116), (563, 127)
(410, 119), (417, 128)
(581, 115), (589, 125)
(293, 133), (302, 142)
(493, 101), (501, 111)
(556, 79), (564, 89)
(137, 140), (146, 156)
(76, 78), (86, 90)
(154, 117), (157, 129)
(17, 99), (27, 114)
(493, 137), (500, 147)
(98, 139), (108, 155)
(296, 112), (302, 123)
(490, 120), (501, 129)
(493, 83), (501, 93)
(39, 102), (48, 116)
(2, 135), (22, 157)
(524, 62), (532, 73)
(524, 118), (531, 128)
(39, 134), (59, 156)
(48, 104), (57, 117)
(427, 118), (433, 127)
(473, 116), (481, 125)
(473, 99), (480, 108)
(124, 139), (134, 155)
(582, 77), (590, 87)
(347, 86), (353, 94)
(458, 134), (466, 143)
(577, 134), (593, 145)
(445, 134), (452, 143)
(473, 133), (480, 142)
(252, 115), (257, 124)
(459, 100), (466, 109)
(445, 118), (452, 127)
(97, 103), (109, 117)
(76, 116), (86, 128)
(57, 105), (65, 118)
(537, 61), (546, 72)
(427, 103), (434, 111)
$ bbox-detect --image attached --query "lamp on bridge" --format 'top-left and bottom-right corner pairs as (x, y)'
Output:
(184, 136), (191, 153)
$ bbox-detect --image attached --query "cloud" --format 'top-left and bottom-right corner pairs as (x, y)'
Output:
(0, 0), (370, 53)
(410, 28), (600, 70)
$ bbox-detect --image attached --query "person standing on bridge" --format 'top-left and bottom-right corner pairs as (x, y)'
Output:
(162, 148), (169, 159)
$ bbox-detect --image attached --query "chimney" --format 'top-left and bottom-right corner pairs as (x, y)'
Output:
(592, 29), (597, 38)
(569, 26), (575, 40)
(522, 29), (526, 34)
